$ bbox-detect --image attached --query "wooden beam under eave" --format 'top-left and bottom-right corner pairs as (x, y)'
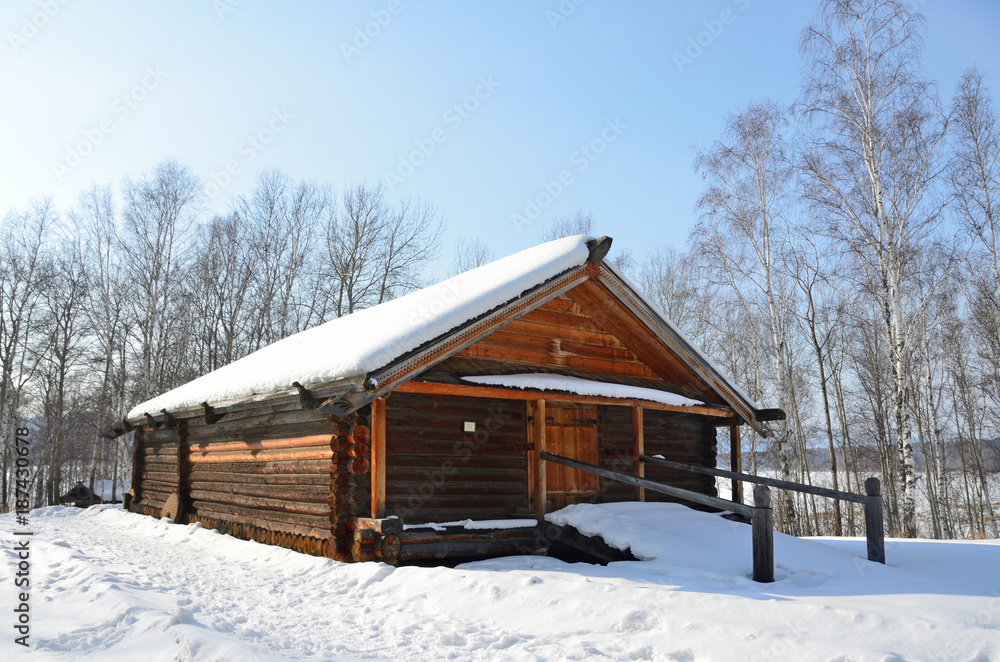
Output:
(392, 380), (736, 420)
(371, 397), (387, 519)
(633, 406), (645, 502)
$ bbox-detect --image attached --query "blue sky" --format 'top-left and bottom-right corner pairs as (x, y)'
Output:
(3, 0), (999, 280)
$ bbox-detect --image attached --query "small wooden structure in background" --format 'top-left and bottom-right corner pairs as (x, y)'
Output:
(108, 236), (784, 564)
(59, 482), (104, 508)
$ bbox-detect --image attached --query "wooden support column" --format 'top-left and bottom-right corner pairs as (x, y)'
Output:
(534, 399), (546, 519)
(752, 485), (774, 583)
(730, 424), (743, 504)
(370, 397), (386, 519)
(864, 477), (885, 564)
(632, 406), (645, 501)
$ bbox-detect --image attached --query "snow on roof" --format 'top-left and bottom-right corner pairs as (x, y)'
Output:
(462, 373), (705, 407)
(129, 236), (593, 419)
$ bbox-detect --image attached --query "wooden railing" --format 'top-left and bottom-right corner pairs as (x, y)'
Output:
(541, 451), (885, 584)
(640, 455), (885, 566)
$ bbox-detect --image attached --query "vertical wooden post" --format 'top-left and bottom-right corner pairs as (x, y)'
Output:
(176, 420), (189, 523)
(864, 477), (885, 564)
(370, 397), (386, 519)
(730, 424), (743, 504)
(752, 485), (774, 583)
(632, 406), (645, 501)
(535, 399), (547, 519)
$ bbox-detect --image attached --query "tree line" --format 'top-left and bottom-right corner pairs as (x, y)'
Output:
(634, 0), (999, 539)
(0, 167), (442, 509)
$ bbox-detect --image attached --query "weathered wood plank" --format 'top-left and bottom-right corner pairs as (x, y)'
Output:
(187, 491), (330, 516)
(187, 447), (333, 464)
(187, 434), (333, 453)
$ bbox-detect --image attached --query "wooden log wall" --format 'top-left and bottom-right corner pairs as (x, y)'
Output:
(129, 401), (343, 558)
(641, 410), (718, 504)
(384, 392), (530, 523)
(595, 405), (637, 502)
(453, 295), (661, 381)
(595, 406), (717, 504)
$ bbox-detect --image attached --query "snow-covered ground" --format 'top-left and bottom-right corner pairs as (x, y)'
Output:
(2, 503), (999, 661)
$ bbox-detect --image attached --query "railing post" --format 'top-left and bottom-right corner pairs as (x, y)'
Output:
(752, 485), (774, 583)
(864, 477), (885, 564)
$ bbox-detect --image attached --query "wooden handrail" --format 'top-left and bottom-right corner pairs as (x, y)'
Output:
(541, 451), (771, 581)
(640, 455), (867, 504)
(541, 452), (753, 517)
(640, 454), (885, 565)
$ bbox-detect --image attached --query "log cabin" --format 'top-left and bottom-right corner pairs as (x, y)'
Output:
(106, 235), (780, 564)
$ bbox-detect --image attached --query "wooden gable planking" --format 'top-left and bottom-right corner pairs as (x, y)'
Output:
(448, 285), (721, 404)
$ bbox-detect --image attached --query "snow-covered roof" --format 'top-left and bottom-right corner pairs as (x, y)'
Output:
(462, 374), (705, 408)
(128, 236), (593, 419)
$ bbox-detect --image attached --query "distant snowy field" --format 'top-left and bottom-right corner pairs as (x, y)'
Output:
(2, 504), (999, 661)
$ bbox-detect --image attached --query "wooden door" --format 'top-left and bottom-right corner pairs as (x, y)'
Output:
(545, 403), (598, 511)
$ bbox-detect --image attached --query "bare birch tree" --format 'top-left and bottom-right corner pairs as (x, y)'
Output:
(799, 0), (948, 536)
(693, 99), (802, 533)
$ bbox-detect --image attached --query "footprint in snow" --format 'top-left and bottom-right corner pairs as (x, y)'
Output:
(615, 610), (659, 633)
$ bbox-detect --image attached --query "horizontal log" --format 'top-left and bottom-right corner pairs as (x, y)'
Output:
(187, 433), (333, 453)
(186, 481), (330, 503)
(184, 470), (330, 486)
(384, 481), (526, 496)
(142, 428), (181, 443)
(387, 467), (526, 482)
(144, 470), (179, 483)
(188, 490), (330, 517)
(143, 446), (181, 458)
(186, 459), (331, 475)
(138, 479), (177, 494)
(383, 442), (527, 457)
(136, 494), (167, 508)
(384, 456), (527, 471)
(184, 399), (305, 429)
(185, 407), (332, 437)
(384, 421), (526, 438)
(397, 537), (542, 561)
(186, 506), (331, 539)
(188, 447), (333, 464)
(401, 526), (540, 542)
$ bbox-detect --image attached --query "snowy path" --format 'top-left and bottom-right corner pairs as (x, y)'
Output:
(2, 504), (1000, 661)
